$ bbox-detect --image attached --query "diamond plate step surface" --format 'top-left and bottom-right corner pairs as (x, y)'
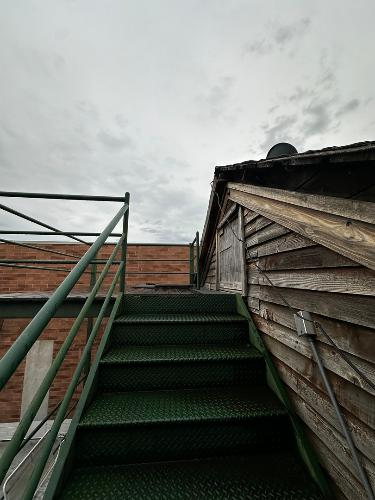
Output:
(98, 345), (265, 391)
(111, 314), (248, 346)
(59, 451), (324, 500)
(122, 293), (238, 315)
(75, 386), (291, 465)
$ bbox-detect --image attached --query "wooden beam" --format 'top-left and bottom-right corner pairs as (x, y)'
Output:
(263, 335), (375, 430)
(228, 182), (375, 225)
(248, 267), (375, 296)
(229, 188), (375, 270)
(255, 244), (357, 270)
(239, 207), (247, 296)
(247, 232), (314, 259)
(253, 314), (375, 395)
(275, 357), (375, 463)
(258, 301), (375, 363)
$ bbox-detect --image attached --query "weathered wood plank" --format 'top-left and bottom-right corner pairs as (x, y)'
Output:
(217, 203), (237, 230)
(244, 209), (259, 225)
(253, 315), (375, 395)
(247, 285), (375, 329)
(256, 245), (358, 270)
(244, 216), (273, 237)
(247, 231), (314, 259)
(288, 388), (375, 492)
(229, 189), (375, 270)
(274, 357), (375, 463)
(248, 267), (375, 296)
(307, 430), (365, 500)
(258, 301), (375, 363)
(246, 223), (289, 248)
(239, 207), (247, 296)
(228, 182), (375, 225)
(262, 335), (375, 430)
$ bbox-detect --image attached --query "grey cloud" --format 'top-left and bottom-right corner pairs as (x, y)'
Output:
(302, 103), (331, 136)
(97, 130), (135, 152)
(335, 99), (360, 117)
(196, 77), (235, 119)
(244, 18), (311, 57)
(260, 114), (299, 152)
(243, 40), (272, 56)
(274, 18), (310, 46)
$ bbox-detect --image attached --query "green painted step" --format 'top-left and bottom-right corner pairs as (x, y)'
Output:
(122, 293), (238, 314)
(98, 345), (265, 391)
(59, 451), (324, 500)
(75, 386), (291, 466)
(111, 313), (248, 345)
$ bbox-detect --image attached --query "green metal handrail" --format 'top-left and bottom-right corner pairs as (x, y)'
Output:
(0, 193), (130, 492)
(0, 201), (128, 390)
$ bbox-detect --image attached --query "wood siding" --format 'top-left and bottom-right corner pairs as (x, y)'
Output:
(203, 186), (375, 500)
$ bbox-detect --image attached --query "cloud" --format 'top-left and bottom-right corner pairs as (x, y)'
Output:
(302, 102), (331, 136)
(335, 98), (360, 117)
(260, 114), (299, 152)
(196, 76), (235, 120)
(97, 130), (135, 152)
(243, 18), (311, 57)
(274, 18), (310, 46)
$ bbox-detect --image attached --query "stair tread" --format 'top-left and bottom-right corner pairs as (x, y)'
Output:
(79, 386), (286, 427)
(114, 313), (246, 324)
(59, 451), (323, 499)
(100, 344), (261, 364)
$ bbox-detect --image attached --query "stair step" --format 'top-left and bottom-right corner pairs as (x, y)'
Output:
(122, 293), (238, 315)
(60, 451), (324, 500)
(98, 345), (265, 391)
(76, 386), (291, 465)
(111, 314), (248, 345)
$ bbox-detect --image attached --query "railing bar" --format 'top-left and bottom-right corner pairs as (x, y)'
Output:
(0, 231), (122, 237)
(0, 237), (125, 483)
(0, 203), (89, 246)
(41, 294), (122, 498)
(0, 259), (191, 264)
(0, 191), (125, 202)
(0, 263), (91, 273)
(0, 238), (81, 258)
(0, 203), (128, 391)
(23, 265), (123, 500)
(19, 375), (87, 452)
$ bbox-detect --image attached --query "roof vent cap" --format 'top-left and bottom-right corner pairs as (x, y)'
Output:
(266, 142), (298, 159)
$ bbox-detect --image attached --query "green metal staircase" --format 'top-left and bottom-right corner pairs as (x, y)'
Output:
(46, 294), (325, 499)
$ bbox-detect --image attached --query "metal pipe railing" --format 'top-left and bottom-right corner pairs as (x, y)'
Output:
(0, 190), (125, 202)
(0, 238), (81, 258)
(0, 203), (128, 391)
(23, 264), (124, 500)
(0, 203), (89, 245)
(0, 238), (124, 484)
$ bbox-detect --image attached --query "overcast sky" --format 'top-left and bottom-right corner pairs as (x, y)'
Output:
(1, 1), (374, 243)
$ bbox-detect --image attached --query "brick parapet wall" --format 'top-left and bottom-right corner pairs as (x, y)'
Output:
(0, 242), (189, 423)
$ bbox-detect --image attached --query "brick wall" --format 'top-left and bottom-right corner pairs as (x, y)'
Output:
(0, 242), (189, 423)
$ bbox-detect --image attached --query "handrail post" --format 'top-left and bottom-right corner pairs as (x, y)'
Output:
(196, 231), (200, 289)
(85, 261), (97, 374)
(189, 243), (194, 285)
(120, 192), (130, 296)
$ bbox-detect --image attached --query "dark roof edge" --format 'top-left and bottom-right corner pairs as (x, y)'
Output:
(215, 140), (375, 175)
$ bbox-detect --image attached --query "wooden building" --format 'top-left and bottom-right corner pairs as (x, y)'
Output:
(199, 141), (375, 499)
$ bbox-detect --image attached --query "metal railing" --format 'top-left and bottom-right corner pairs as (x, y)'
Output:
(0, 190), (202, 498)
(0, 191), (130, 499)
